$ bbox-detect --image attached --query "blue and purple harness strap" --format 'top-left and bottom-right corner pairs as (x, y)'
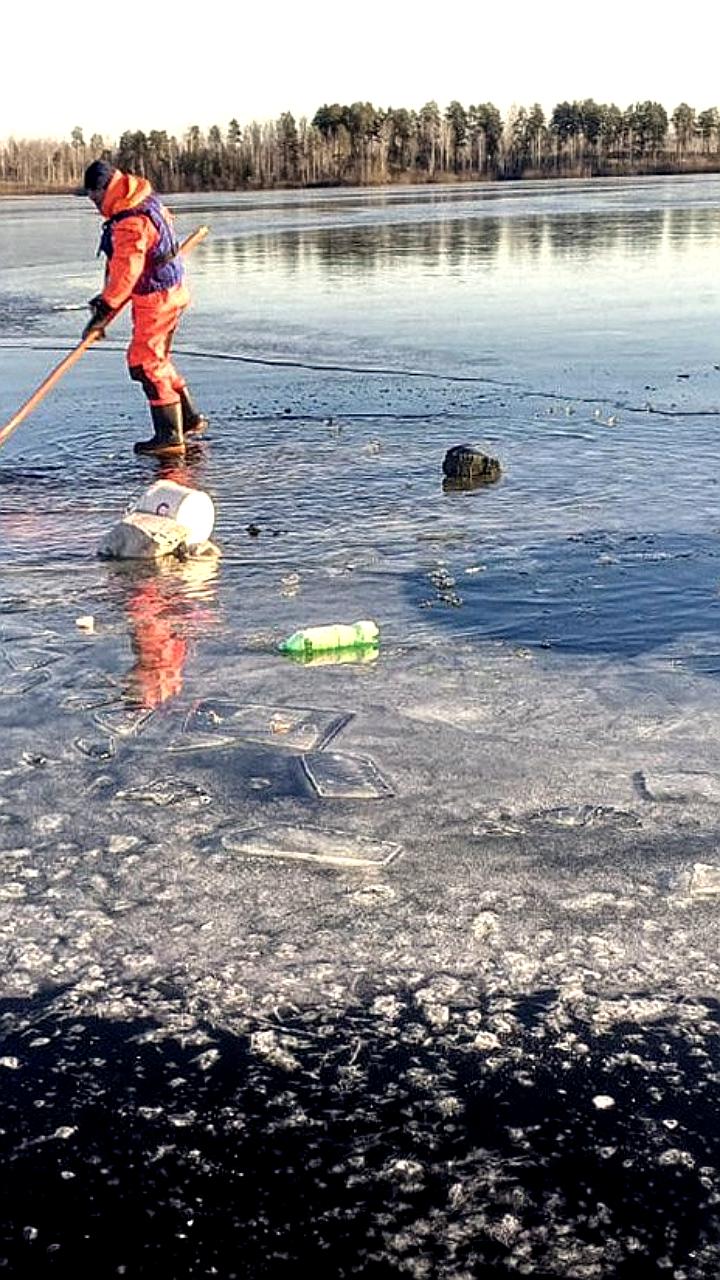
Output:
(98, 195), (184, 295)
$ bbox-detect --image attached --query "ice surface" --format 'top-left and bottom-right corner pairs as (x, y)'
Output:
(3, 179), (720, 1276)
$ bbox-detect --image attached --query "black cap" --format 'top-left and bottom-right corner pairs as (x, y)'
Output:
(83, 159), (115, 193)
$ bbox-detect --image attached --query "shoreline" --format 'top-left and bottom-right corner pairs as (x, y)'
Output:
(3, 157), (720, 197)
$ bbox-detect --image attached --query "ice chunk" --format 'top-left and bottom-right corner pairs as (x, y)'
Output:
(222, 823), (402, 867)
(74, 736), (116, 760)
(646, 772), (720, 804)
(688, 863), (720, 898)
(250, 1030), (300, 1072)
(5, 647), (63, 672)
(178, 701), (352, 753)
(62, 689), (122, 712)
(472, 811), (525, 837)
(93, 706), (155, 738)
(528, 804), (640, 829)
(0, 671), (48, 696)
(593, 1095), (616, 1110)
(52, 1126), (77, 1140)
(302, 751), (393, 799)
(108, 834), (143, 854)
(115, 777), (212, 808)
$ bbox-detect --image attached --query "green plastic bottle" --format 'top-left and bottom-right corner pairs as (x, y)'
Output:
(280, 619), (379, 658)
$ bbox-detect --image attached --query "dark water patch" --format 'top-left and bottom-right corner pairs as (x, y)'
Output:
(409, 531), (720, 660)
(1, 987), (720, 1277)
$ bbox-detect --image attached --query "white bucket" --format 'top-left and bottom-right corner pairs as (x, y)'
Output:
(135, 480), (215, 547)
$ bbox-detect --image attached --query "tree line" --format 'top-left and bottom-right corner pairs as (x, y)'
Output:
(2, 99), (720, 193)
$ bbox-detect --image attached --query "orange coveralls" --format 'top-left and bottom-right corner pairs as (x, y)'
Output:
(99, 171), (190, 406)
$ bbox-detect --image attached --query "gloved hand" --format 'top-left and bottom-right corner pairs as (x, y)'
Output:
(82, 294), (114, 341)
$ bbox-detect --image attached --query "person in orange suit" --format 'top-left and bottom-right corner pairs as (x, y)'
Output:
(82, 159), (207, 457)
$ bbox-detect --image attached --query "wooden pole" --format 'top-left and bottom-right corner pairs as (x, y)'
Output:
(0, 224), (209, 451)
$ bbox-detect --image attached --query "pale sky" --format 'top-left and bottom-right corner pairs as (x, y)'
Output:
(4, 0), (719, 141)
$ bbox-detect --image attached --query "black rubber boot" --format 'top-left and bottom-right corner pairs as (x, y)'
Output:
(134, 402), (185, 457)
(178, 387), (208, 435)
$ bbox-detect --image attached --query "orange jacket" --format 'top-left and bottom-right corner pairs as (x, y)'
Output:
(99, 172), (186, 311)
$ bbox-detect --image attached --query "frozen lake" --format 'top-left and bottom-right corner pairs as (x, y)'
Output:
(2, 178), (720, 1276)
(3, 177), (720, 658)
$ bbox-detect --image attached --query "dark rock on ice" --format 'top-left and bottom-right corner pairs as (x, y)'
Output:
(442, 445), (501, 487)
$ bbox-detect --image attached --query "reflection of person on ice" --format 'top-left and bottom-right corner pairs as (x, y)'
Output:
(123, 550), (220, 708)
(82, 159), (207, 458)
(126, 575), (189, 707)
